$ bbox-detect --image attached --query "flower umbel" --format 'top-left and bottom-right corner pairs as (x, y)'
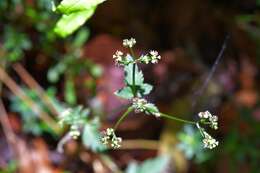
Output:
(149, 50), (161, 64)
(113, 51), (124, 66)
(198, 111), (218, 130)
(69, 124), (81, 139)
(101, 128), (122, 149)
(132, 98), (148, 113)
(132, 98), (160, 117)
(202, 131), (219, 149)
(123, 38), (136, 48)
(139, 50), (161, 64)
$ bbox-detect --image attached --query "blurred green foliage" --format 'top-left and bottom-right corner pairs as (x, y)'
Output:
(177, 125), (212, 163)
(54, 0), (106, 37)
(125, 155), (169, 173)
(10, 87), (59, 135)
(0, 160), (17, 173)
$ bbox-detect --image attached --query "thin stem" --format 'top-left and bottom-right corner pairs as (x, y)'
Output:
(113, 107), (134, 130)
(159, 112), (197, 125)
(129, 48), (136, 59)
(129, 48), (137, 97)
(132, 63), (136, 96)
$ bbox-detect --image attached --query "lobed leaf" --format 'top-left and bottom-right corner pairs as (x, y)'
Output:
(82, 119), (106, 152)
(114, 86), (134, 99)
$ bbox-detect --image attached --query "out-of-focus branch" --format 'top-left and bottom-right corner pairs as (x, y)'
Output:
(56, 133), (71, 153)
(12, 63), (59, 116)
(0, 66), (60, 133)
(0, 99), (17, 151)
(99, 154), (122, 173)
(121, 139), (159, 150)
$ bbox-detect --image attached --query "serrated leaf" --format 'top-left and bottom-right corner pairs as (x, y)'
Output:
(115, 62), (154, 99)
(54, 9), (95, 37)
(144, 103), (159, 115)
(124, 63), (144, 86)
(56, 0), (106, 14)
(115, 86), (134, 99)
(82, 119), (106, 152)
(125, 155), (169, 173)
(140, 83), (153, 95)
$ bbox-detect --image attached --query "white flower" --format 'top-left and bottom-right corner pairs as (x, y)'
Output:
(101, 128), (122, 149)
(123, 38), (136, 48)
(198, 111), (212, 119)
(139, 51), (161, 64)
(132, 98), (148, 113)
(209, 115), (218, 130)
(132, 98), (160, 117)
(149, 50), (161, 64)
(198, 111), (218, 130)
(202, 131), (219, 149)
(69, 125), (81, 139)
(58, 108), (72, 126)
(113, 51), (124, 66)
(111, 136), (122, 149)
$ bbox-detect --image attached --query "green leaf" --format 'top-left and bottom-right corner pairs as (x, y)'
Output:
(56, 0), (106, 14)
(140, 83), (153, 95)
(115, 86), (134, 99)
(144, 103), (159, 115)
(124, 63), (144, 86)
(54, 9), (95, 37)
(125, 155), (169, 173)
(115, 62), (154, 99)
(82, 119), (106, 152)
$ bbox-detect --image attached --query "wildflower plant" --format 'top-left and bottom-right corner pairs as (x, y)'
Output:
(102, 38), (220, 150)
(58, 106), (90, 139)
(58, 105), (106, 152)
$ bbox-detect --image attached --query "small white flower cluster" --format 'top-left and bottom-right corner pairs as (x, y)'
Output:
(113, 51), (124, 66)
(58, 108), (72, 126)
(101, 128), (122, 149)
(113, 38), (161, 66)
(132, 98), (148, 113)
(202, 131), (219, 149)
(123, 38), (136, 48)
(196, 111), (219, 149)
(59, 109), (81, 139)
(69, 124), (81, 139)
(58, 106), (89, 140)
(150, 50), (161, 64)
(132, 98), (160, 117)
(139, 50), (161, 64)
(198, 111), (218, 130)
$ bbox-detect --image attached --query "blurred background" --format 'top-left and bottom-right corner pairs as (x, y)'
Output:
(0, 0), (260, 173)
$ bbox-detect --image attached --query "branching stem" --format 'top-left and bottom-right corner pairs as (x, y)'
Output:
(159, 112), (197, 125)
(113, 107), (134, 130)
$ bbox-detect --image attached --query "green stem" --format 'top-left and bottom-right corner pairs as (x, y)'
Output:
(129, 48), (136, 59)
(159, 112), (197, 125)
(113, 107), (134, 130)
(129, 48), (137, 97)
(132, 63), (136, 96)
